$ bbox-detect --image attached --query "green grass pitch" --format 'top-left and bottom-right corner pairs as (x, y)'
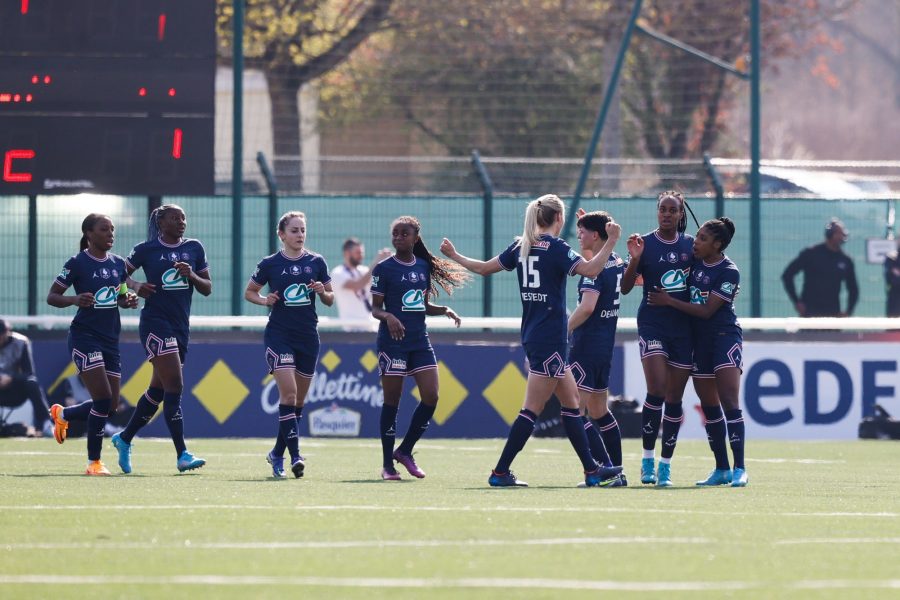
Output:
(1, 437), (899, 599)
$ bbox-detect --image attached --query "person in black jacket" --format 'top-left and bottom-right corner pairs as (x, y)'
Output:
(781, 218), (859, 317)
(885, 238), (900, 317)
(0, 318), (52, 435)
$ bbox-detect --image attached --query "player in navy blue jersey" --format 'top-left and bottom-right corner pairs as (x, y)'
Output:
(441, 195), (623, 488)
(244, 211), (334, 479)
(620, 191), (695, 487)
(371, 216), (468, 481)
(648, 217), (747, 487)
(110, 204), (210, 474)
(47, 214), (138, 476)
(568, 210), (626, 480)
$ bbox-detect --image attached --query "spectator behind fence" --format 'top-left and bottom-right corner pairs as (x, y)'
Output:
(0, 318), (52, 436)
(885, 237), (900, 317)
(330, 238), (392, 332)
(781, 218), (858, 317)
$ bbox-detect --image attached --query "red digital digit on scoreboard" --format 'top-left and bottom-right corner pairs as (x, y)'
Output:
(2, 149), (35, 183)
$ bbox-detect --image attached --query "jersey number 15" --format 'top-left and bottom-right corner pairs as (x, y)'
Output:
(522, 256), (540, 289)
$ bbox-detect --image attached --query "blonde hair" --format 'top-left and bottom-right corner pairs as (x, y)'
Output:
(519, 194), (565, 262)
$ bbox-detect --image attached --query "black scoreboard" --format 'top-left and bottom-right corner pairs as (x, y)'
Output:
(0, 0), (216, 195)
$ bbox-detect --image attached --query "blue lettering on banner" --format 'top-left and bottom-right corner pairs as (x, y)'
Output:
(744, 359), (794, 426)
(861, 361), (896, 417)
(804, 361), (852, 425)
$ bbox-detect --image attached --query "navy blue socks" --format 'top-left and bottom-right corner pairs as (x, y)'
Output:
(594, 412), (622, 467)
(641, 394), (664, 451)
(86, 398), (110, 461)
(494, 408), (536, 473)
(660, 401), (684, 460)
(380, 404), (399, 469)
(397, 402), (436, 456)
(120, 387), (163, 444)
(162, 391), (186, 456)
(725, 409), (745, 469)
(702, 405), (730, 470)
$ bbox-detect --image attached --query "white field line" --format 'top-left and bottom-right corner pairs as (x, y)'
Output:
(0, 574), (899, 591)
(0, 449), (845, 464)
(1, 536), (709, 551)
(0, 504), (896, 518)
(776, 538), (900, 545)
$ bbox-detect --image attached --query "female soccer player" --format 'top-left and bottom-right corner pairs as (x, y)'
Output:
(47, 213), (138, 475)
(244, 211), (333, 479)
(568, 210), (626, 476)
(620, 191), (694, 487)
(371, 216), (467, 480)
(648, 217), (747, 487)
(441, 195), (623, 487)
(110, 204), (210, 474)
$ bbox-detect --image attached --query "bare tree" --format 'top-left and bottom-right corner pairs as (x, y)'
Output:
(217, 0), (394, 191)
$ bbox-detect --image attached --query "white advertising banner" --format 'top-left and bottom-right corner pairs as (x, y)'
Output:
(624, 341), (900, 439)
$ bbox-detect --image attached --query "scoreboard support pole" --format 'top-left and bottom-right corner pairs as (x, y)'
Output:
(27, 194), (37, 317)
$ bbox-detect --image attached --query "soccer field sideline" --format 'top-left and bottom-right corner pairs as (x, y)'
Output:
(2, 437), (899, 599)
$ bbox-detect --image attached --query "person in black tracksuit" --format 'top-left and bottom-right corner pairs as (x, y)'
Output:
(781, 218), (858, 317)
(884, 239), (900, 317)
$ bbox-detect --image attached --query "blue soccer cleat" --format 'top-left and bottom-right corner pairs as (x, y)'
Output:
(584, 464), (623, 487)
(488, 470), (528, 487)
(266, 451), (286, 478)
(177, 450), (206, 472)
(640, 457), (657, 485)
(110, 432), (132, 474)
(731, 467), (749, 487)
(656, 462), (673, 487)
(291, 456), (305, 479)
(696, 468), (732, 486)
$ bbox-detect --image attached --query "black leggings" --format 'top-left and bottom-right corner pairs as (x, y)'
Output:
(0, 376), (51, 426)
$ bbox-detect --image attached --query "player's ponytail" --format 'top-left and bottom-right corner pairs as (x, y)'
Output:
(80, 213), (107, 252)
(519, 194), (564, 261)
(704, 217), (736, 252)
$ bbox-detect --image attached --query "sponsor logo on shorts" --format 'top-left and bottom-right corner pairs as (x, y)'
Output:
(279, 353), (295, 363)
(646, 339), (663, 351)
(87, 351), (103, 363)
(164, 337), (178, 348)
(391, 358), (407, 370)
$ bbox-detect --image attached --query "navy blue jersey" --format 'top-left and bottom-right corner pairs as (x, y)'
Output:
(498, 234), (583, 346)
(54, 250), (128, 344)
(125, 237), (209, 333)
(635, 231), (694, 326)
(371, 256), (431, 349)
(572, 252), (624, 346)
(250, 250), (331, 339)
(689, 256), (741, 333)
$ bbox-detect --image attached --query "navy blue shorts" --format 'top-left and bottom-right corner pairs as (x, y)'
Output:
(140, 318), (188, 364)
(524, 343), (569, 379)
(68, 331), (121, 378)
(569, 349), (613, 393)
(265, 331), (320, 378)
(692, 329), (743, 378)
(638, 322), (692, 370)
(377, 344), (437, 377)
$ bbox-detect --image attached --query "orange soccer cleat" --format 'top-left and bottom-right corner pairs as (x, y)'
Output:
(85, 460), (111, 476)
(49, 404), (68, 444)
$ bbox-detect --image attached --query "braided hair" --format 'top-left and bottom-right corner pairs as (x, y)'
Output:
(702, 217), (736, 252)
(147, 204), (184, 241)
(393, 216), (471, 296)
(656, 190), (699, 234)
